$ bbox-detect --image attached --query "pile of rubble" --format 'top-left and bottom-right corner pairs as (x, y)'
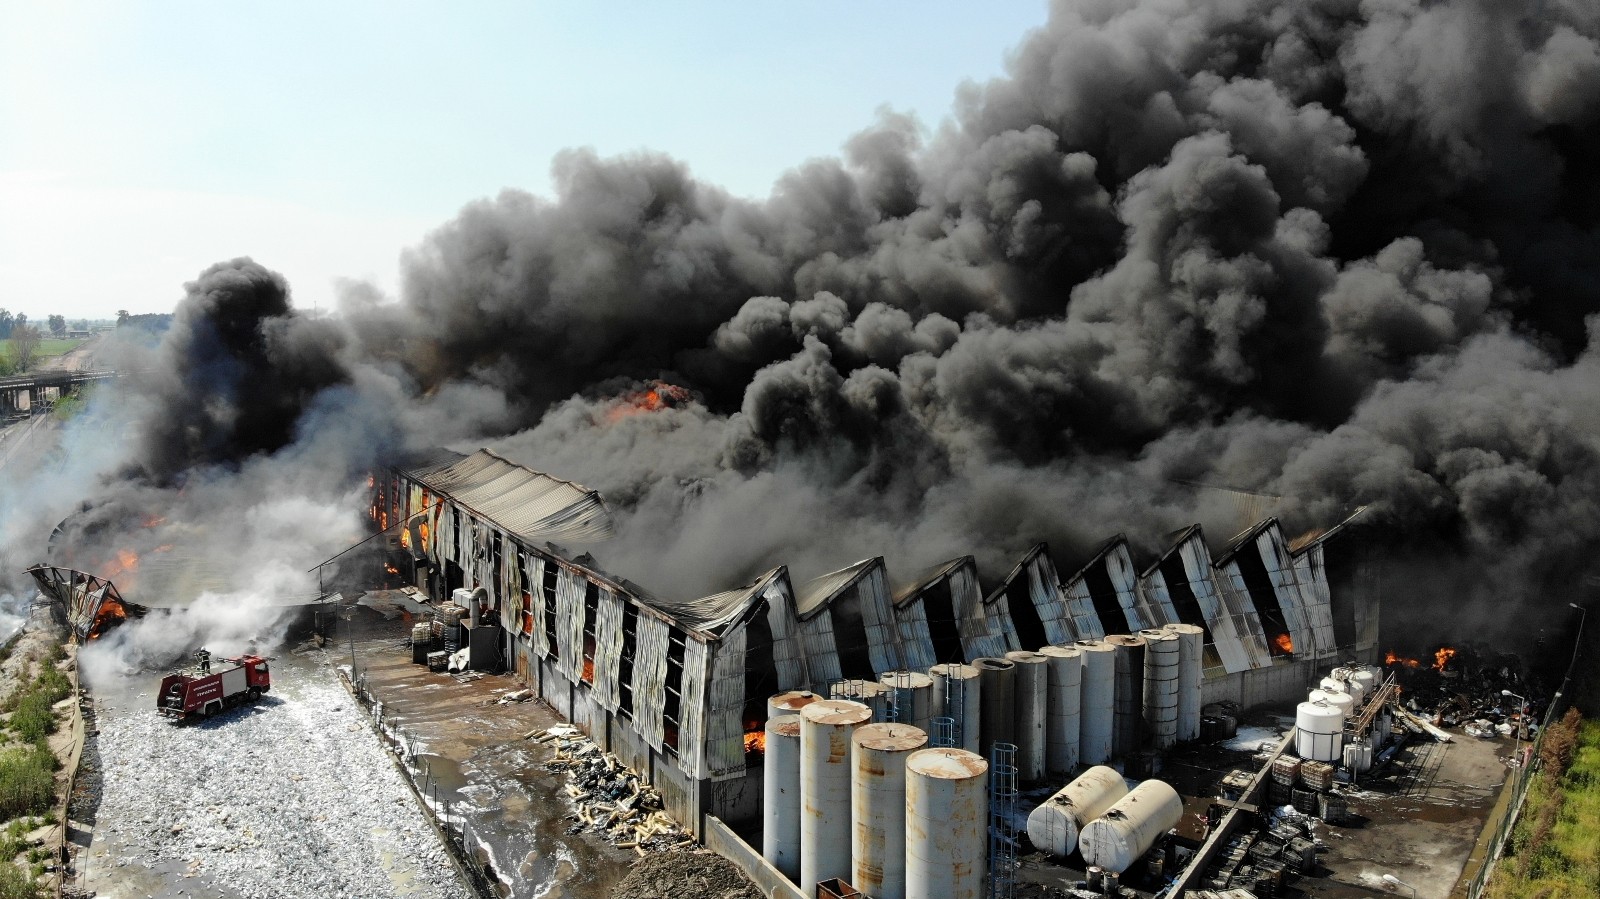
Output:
(609, 849), (761, 899)
(532, 725), (693, 855)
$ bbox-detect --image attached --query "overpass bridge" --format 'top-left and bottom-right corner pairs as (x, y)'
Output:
(0, 369), (118, 416)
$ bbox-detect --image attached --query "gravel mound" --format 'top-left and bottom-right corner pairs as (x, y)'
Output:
(610, 849), (761, 899)
(95, 668), (469, 899)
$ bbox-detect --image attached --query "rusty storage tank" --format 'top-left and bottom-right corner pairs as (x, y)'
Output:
(1025, 765), (1129, 858)
(1038, 644), (1083, 776)
(762, 713), (804, 879)
(852, 723), (928, 899)
(831, 679), (892, 721)
(905, 748), (988, 899)
(770, 690), (820, 719)
(800, 699), (874, 890)
(1077, 779), (1184, 874)
(1105, 634), (1148, 759)
(1005, 650), (1049, 784)
(879, 670), (934, 732)
(1139, 629), (1180, 750)
(972, 657), (1017, 759)
(1077, 640), (1117, 765)
(928, 662), (982, 753)
(1162, 623), (1204, 742)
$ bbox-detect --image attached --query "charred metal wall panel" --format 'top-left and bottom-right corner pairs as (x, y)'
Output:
(593, 588), (624, 712)
(761, 580), (808, 691)
(1290, 543), (1339, 658)
(1254, 525), (1317, 657)
(1105, 542), (1154, 631)
(1062, 579), (1107, 640)
(1024, 550), (1075, 646)
(1215, 560), (1274, 669)
(795, 610), (843, 691)
(678, 637), (710, 780)
(704, 625), (749, 782)
(1138, 567), (1180, 629)
(894, 599), (938, 670)
(857, 564), (902, 675)
(633, 614), (670, 748)
(949, 562), (1011, 660)
(1177, 535), (1259, 673)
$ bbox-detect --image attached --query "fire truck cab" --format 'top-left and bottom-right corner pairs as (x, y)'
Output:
(157, 654), (272, 718)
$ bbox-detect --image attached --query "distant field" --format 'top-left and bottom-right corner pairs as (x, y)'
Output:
(0, 337), (84, 369)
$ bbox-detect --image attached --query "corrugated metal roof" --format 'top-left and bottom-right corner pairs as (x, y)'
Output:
(892, 557), (969, 607)
(655, 567), (787, 635)
(403, 449), (615, 545)
(795, 557), (879, 618)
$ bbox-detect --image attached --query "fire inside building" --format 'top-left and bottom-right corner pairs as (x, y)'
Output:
(375, 448), (1378, 848)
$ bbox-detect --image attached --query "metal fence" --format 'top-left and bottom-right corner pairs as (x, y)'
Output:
(1461, 696), (1562, 899)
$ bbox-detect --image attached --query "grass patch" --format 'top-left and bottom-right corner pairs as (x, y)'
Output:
(0, 746), (55, 822)
(1487, 710), (1600, 899)
(0, 863), (40, 899)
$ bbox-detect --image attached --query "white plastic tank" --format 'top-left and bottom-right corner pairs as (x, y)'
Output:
(879, 670), (935, 732)
(905, 749), (988, 899)
(1025, 765), (1129, 858)
(929, 663), (983, 753)
(1077, 779), (1184, 874)
(1319, 675), (1349, 696)
(1105, 634), (1148, 759)
(1139, 629), (1180, 750)
(1308, 688), (1355, 719)
(769, 690), (820, 719)
(762, 714), (804, 879)
(1038, 644), (1083, 776)
(973, 657), (1018, 759)
(1343, 741), (1373, 773)
(1076, 640), (1117, 765)
(1005, 650), (1049, 784)
(800, 699), (874, 890)
(1295, 700), (1345, 762)
(1163, 623), (1205, 742)
(832, 679), (892, 720)
(1350, 666), (1378, 697)
(852, 723), (928, 899)
(1331, 667), (1367, 705)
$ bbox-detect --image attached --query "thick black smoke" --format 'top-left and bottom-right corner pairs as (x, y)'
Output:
(14, 0), (1600, 654)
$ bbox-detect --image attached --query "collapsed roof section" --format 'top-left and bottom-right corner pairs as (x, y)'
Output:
(27, 565), (145, 641)
(406, 449), (616, 546)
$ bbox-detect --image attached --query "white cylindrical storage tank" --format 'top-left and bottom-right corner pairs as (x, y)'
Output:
(770, 690), (820, 720)
(1076, 640), (1117, 765)
(1319, 676), (1349, 696)
(905, 749), (988, 899)
(1005, 650), (1049, 784)
(973, 657), (1017, 759)
(1139, 629), (1180, 750)
(929, 663), (983, 753)
(1294, 700), (1345, 762)
(1163, 624), (1205, 742)
(879, 670), (935, 732)
(1077, 779), (1184, 874)
(1038, 644), (1083, 777)
(832, 679), (892, 721)
(1350, 666), (1378, 697)
(1344, 740), (1373, 773)
(1308, 688), (1355, 719)
(1331, 667), (1367, 705)
(1025, 765), (1129, 858)
(1106, 634), (1147, 759)
(763, 714), (804, 879)
(852, 723), (928, 899)
(800, 699), (873, 891)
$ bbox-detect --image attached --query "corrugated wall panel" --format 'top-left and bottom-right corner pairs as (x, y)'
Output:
(1106, 544), (1152, 631)
(895, 600), (938, 670)
(1256, 527), (1315, 657)
(632, 614), (670, 748)
(705, 626), (749, 782)
(592, 588), (624, 711)
(1292, 545), (1339, 657)
(1178, 538), (1255, 673)
(436, 501), (456, 565)
(556, 566), (586, 683)
(859, 567), (902, 675)
(678, 637), (710, 779)
(1062, 579), (1106, 640)
(952, 565), (1010, 659)
(529, 555), (549, 658)
(1027, 554), (1075, 645)
(797, 614), (842, 691)
(762, 581), (808, 691)
(1216, 560), (1274, 669)
(499, 542), (522, 632)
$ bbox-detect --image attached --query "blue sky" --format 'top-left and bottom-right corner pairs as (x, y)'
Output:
(0, 2), (1048, 320)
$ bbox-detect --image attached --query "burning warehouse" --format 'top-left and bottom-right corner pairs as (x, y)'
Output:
(376, 447), (1378, 838)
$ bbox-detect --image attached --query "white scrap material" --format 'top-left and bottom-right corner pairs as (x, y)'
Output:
(1221, 725), (1281, 752)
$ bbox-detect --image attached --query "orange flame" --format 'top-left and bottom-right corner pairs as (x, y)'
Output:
(1433, 646), (1457, 672)
(1385, 650), (1422, 668)
(1273, 633), (1294, 654)
(603, 381), (691, 423)
(102, 549), (140, 579)
(88, 598), (128, 641)
(582, 659), (595, 683)
(745, 729), (766, 754)
(139, 514), (166, 528)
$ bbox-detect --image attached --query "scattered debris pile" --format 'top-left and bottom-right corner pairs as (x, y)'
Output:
(1199, 804), (1324, 894)
(1383, 642), (1541, 740)
(532, 725), (693, 855)
(609, 849), (761, 899)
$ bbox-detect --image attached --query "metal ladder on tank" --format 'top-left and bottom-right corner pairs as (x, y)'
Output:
(988, 741), (1018, 899)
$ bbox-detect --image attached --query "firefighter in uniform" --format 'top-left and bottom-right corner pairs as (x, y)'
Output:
(196, 647), (211, 674)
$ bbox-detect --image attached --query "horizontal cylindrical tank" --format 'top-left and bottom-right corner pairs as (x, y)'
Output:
(1025, 765), (1129, 858)
(1295, 700), (1344, 762)
(1344, 740), (1373, 773)
(1005, 650), (1049, 784)
(879, 670), (934, 732)
(1163, 623), (1205, 742)
(1308, 688), (1354, 719)
(852, 723), (927, 899)
(906, 749), (988, 899)
(1105, 634), (1148, 759)
(832, 679), (892, 721)
(769, 690), (820, 719)
(1038, 644), (1082, 776)
(800, 699), (874, 891)
(1077, 640), (1117, 765)
(1078, 779), (1184, 873)
(762, 714), (803, 879)
(973, 657), (1017, 760)
(1139, 629), (1180, 750)
(929, 663), (982, 753)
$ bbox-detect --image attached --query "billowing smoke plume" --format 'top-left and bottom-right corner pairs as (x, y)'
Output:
(8, 0), (1600, 656)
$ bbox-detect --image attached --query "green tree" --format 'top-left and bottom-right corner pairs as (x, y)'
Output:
(10, 324), (40, 372)
(0, 309), (12, 339)
(46, 314), (65, 336)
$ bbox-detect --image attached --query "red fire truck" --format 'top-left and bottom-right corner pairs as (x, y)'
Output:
(157, 652), (272, 718)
